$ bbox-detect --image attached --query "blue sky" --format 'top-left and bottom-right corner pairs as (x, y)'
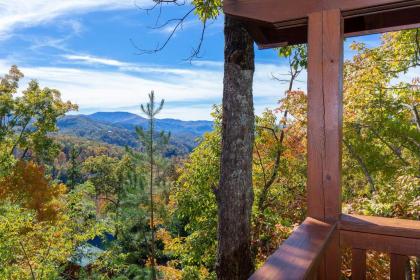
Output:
(0, 1), (396, 120)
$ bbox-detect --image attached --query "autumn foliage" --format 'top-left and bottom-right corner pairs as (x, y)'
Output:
(0, 160), (66, 221)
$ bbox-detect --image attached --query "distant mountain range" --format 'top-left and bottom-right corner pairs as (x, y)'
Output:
(57, 112), (213, 155)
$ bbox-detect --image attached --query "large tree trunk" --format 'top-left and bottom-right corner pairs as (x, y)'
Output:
(216, 15), (255, 280)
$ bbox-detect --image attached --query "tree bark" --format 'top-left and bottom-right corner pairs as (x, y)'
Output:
(216, 15), (255, 280)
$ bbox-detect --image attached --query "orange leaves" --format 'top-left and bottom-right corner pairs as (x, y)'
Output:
(0, 160), (67, 221)
(277, 90), (308, 124)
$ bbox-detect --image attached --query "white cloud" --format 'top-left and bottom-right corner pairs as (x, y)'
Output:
(63, 54), (130, 67)
(0, 57), (298, 120)
(58, 19), (84, 36)
(0, 0), (151, 40)
(191, 60), (223, 68)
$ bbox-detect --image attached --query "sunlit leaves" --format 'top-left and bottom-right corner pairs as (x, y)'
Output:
(277, 45), (308, 70)
(0, 66), (77, 176)
(342, 29), (420, 217)
(192, 0), (222, 22)
(0, 160), (66, 221)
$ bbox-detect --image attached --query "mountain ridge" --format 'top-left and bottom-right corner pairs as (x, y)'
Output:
(57, 112), (213, 155)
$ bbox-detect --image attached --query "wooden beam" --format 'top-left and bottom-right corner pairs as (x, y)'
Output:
(307, 11), (325, 221)
(321, 10), (343, 224)
(307, 9), (343, 224)
(224, 0), (420, 48)
(249, 218), (336, 280)
(344, 5), (420, 37)
(307, 10), (343, 280)
(340, 230), (420, 256)
(224, 0), (420, 24)
(339, 214), (420, 239)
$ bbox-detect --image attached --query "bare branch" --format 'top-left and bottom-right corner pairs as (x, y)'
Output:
(344, 139), (376, 193)
(132, 0), (212, 60)
(19, 241), (36, 280)
(184, 20), (207, 62)
(254, 142), (268, 187)
(130, 7), (196, 56)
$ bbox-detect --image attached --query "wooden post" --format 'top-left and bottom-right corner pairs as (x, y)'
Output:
(352, 248), (367, 280)
(307, 8), (343, 279)
(390, 254), (410, 280)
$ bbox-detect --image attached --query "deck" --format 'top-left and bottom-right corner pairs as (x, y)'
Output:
(223, 0), (420, 279)
(250, 214), (420, 279)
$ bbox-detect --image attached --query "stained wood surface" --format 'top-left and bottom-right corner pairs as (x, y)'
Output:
(340, 214), (420, 239)
(323, 230), (341, 280)
(390, 254), (409, 280)
(351, 248), (367, 280)
(320, 9), (343, 224)
(249, 218), (336, 280)
(340, 230), (420, 256)
(307, 9), (343, 223)
(224, 0), (420, 24)
(307, 11), (325, 221)
(224, 0), (420, 48)
(344, 6), (420, 38)
(306, 10), (343, 279)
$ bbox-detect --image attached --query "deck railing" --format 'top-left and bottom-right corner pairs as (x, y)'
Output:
(250, 215), (420, 280)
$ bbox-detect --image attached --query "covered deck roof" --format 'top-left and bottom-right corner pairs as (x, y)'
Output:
(224, 0), (420, 48)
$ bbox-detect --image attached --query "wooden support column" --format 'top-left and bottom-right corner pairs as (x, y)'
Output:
(307, 8), (343, 280)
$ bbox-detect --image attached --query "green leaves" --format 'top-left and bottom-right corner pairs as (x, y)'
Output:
(192, 0), (222, 22)
(342, 29), (420, 218)
(0, 66), (77, 175)
(277, 45), (308, 70)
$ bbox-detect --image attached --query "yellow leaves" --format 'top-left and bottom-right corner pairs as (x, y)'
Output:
(0, 160), (67, 221)
(156, 228), (171, 245)
(158, 265), (182, 280)
(0, 203), (75, 279)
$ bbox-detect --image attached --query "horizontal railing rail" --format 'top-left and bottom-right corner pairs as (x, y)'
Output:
(249, 214), (419, 280)
(249, 217), (336, 280)
(339, 214), (420, 256)
(339, 214), (420, 280)
(339, 214), (420, 239)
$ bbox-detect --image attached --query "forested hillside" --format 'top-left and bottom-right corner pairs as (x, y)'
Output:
(0, 28), (419, 280)
(57, 113), (213, 155)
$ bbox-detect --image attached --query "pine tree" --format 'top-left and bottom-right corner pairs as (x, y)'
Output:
(136, 91), (170, 280)
(67, 145), (81, 190)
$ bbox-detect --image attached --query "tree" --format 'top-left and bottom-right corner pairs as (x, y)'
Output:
(0, 160), (67, 221)
(0, 180), (106, 279)
(167, 107), (221, 279)
(342, 29), (420, 218)
(132, 3), (258, 277)
(252, 45), (307, 259)
(214, 15), (255, 280)
(170, 104), (308, 274)
(67, 145), (82, 190)
(0, 66), (77, 177)
(136, 90), (170, 280)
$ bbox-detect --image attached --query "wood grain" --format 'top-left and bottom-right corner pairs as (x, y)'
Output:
(249, 218), (336, 280)
(306, 10), (343, 279)
(340, 230), (420, 256)
(307, 11), (325, 221)
(351, 248), (366, 280)
(224, 0), (420, 24)
(340, 214), (420, 239)
(390, 254), (409, 280)
(321, 9), (343, 223)
(223, 0), (420, 48)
